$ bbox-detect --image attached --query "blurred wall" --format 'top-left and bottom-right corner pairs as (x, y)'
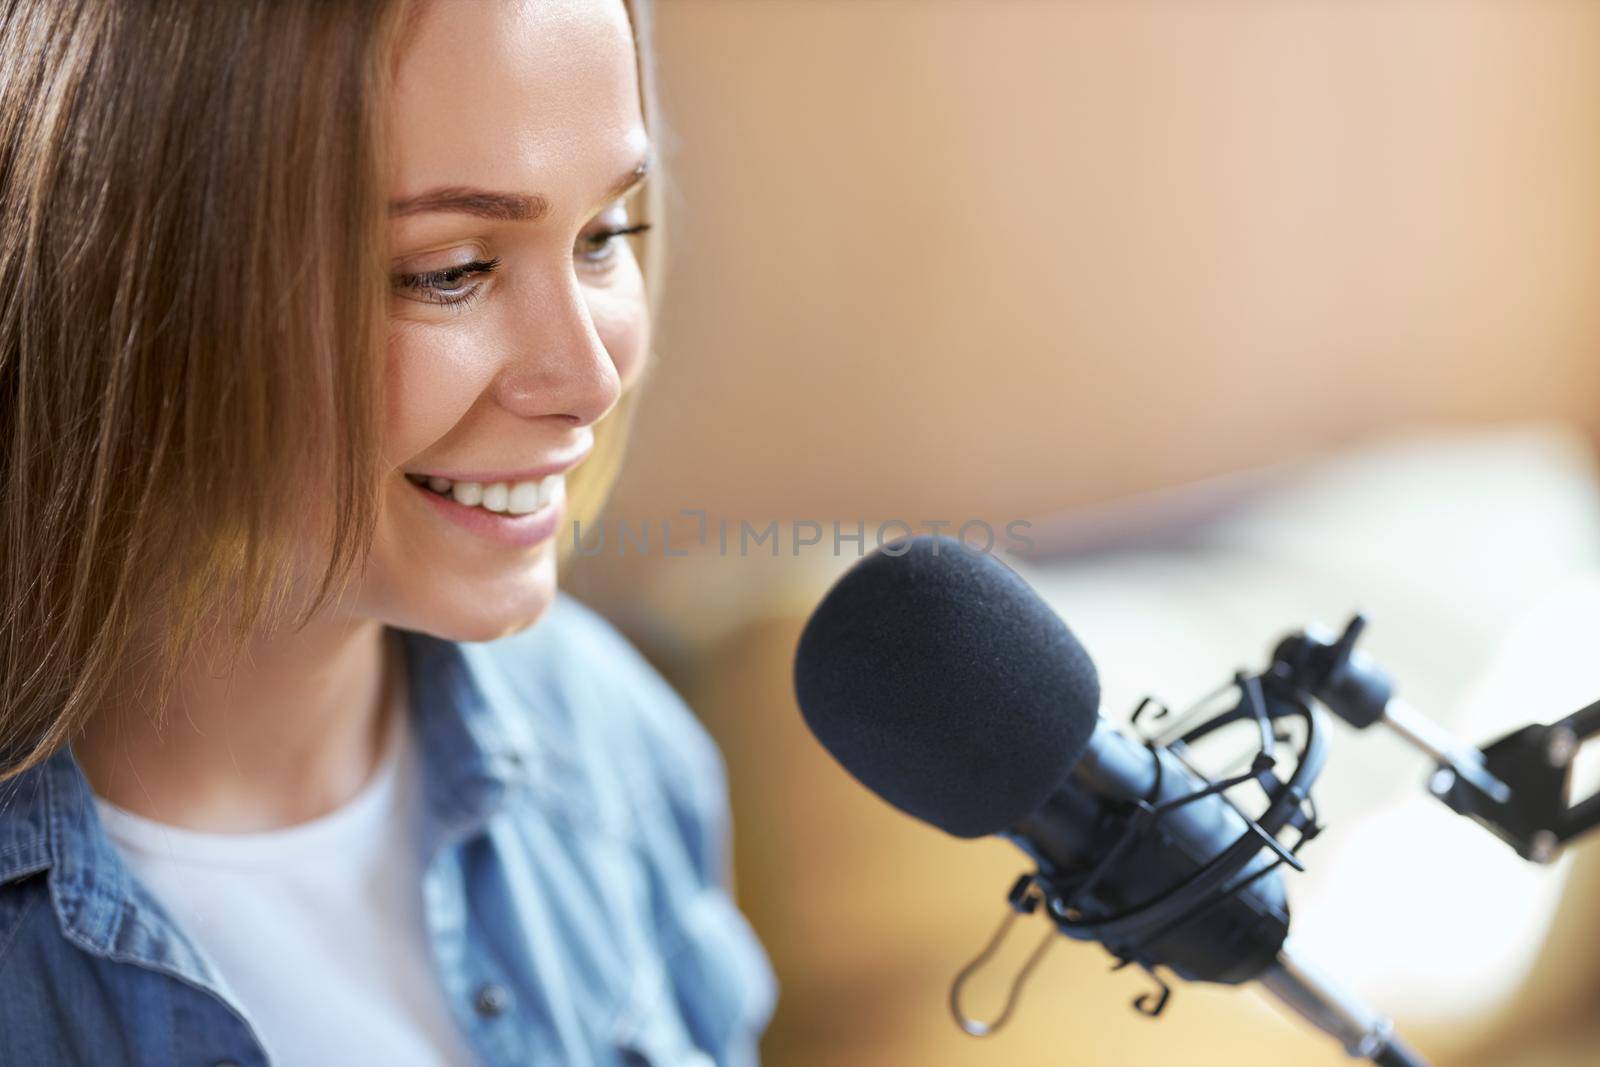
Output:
(597, 0), (1600, 548)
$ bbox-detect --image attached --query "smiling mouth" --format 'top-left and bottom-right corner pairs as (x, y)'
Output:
(403, 471), (563, 515)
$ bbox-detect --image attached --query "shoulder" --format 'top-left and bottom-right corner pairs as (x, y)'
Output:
(0, 871), (50, 974)
(475, 595), (686, 714)
(0, 873), (130, 1063)
(490, 594), (697, 725)
(466, 595), (731, 877)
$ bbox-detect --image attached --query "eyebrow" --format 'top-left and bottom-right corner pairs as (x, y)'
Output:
(388, 157), (653, 221)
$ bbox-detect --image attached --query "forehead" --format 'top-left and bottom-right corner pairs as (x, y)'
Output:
(390, 0), (645, 201)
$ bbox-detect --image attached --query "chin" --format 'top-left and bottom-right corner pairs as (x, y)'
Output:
(378, 558), (560, 644)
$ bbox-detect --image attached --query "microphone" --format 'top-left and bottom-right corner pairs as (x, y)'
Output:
(793, 536), (1429, 1067)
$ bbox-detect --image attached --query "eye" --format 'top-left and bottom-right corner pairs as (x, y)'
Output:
(391, 256), (501, 309)
(576, 220), (651, 270)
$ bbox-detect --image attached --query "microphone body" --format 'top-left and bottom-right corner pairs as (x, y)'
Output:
(1009, 719), (1289, 986)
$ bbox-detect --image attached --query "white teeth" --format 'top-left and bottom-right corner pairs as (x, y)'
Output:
(507, 480), (541, 514)
(414, 470), (563, 515)
(480, 483), (509, 512)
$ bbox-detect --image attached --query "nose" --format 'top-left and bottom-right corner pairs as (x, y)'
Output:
(490, 274), (621, 428)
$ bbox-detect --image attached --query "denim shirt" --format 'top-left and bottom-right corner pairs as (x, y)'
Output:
(0, 596), (776, 1066)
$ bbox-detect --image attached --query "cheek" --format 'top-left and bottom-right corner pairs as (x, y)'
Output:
(590, 266), (650, 391)
(382, 323), (498, 466)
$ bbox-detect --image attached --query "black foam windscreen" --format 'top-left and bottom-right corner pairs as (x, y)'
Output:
(793, 535), (1101, 839)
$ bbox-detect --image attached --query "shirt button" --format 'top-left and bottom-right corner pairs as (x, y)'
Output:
(474, 982), (511, 1017)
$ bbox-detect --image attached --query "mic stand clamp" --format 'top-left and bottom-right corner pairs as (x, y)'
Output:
(1430, 698), (1600, 864)
(1270, 615), (1512, 808)
(1272, 613), (1600, 864)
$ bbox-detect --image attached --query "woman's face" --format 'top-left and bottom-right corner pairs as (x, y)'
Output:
(362, 0), (650, 641)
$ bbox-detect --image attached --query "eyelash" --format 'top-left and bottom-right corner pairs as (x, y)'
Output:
(578, 222), (652, 265)
(391, 222), (654, 311)
(392, 256), (502, 310)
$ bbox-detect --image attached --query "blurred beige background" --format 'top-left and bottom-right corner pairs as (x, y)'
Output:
(565, 2), (1600, 1066)
(605, 0), (1600, 536)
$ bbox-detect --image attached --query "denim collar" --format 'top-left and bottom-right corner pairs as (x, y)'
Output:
(0, 620), (582, 983)
(401, 626), (541, 844)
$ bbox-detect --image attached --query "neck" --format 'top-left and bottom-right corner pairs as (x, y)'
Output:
(76, 612), (400, 832)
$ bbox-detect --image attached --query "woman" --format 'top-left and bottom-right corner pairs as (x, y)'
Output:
(0, 0), (775, 1064)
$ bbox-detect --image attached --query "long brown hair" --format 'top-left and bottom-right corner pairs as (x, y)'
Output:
(0, 0), (657, 783)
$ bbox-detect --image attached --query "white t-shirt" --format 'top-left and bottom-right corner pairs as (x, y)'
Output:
(93, 701), (477, 1067)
